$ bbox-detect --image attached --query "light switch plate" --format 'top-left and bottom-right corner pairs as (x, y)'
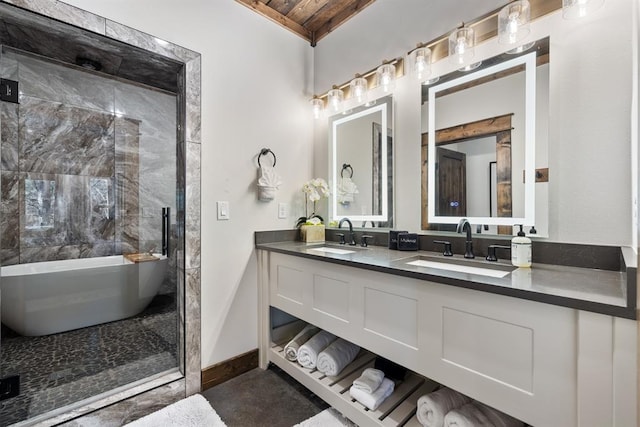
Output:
(217, 201), (229, 220)
(278, 202), (288, 219)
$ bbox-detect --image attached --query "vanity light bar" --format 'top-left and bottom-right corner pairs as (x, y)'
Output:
(313, 57), (404, 105)
(407, 0), (561, 65)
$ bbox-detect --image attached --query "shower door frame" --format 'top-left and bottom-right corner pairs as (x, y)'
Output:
(0, 0), (202, 424)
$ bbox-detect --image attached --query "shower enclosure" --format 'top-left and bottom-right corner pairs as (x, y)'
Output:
(0, 2), (198, 425)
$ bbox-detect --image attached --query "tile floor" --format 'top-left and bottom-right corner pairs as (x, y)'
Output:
(201, 364), (331, 427)
(0, 294), (178, 426)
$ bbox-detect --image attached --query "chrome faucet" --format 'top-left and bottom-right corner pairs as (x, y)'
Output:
(338, 218), (356, 246)
(456, 218), (475, 259)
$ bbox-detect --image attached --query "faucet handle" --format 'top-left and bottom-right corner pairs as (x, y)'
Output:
(486, 244), (511, 261)
(360, 235), (373, 247)
(433, 240), (453, 256)
(336, 233), (346, 245)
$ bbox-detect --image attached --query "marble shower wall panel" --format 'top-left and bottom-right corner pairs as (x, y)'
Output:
(17, 172), (116, 263)
(1, 170), (18, 264)
(0, 50), (177, 265)
(115, 116), (140, 254)
(114, 83), (176, 254)
(185, 142), (200, 270)
(18, 97), (115, 176)
(1, 101), (18, 170)
(185, 57), (201, 144)
(15, 51), (116, 112)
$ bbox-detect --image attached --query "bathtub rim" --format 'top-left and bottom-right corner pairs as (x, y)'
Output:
(1, 253), (169, 277)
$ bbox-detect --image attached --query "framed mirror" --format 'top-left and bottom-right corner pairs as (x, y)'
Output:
(421, 38), (549, 235)
(329, 95), (393, 226)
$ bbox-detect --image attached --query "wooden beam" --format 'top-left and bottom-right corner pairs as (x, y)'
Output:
(312, 0), (376, 43)
(287, 0), (330, 24)
(235, 0), (311, 42)
(434, 114), (513, 145)
(267, 0), (300, 16)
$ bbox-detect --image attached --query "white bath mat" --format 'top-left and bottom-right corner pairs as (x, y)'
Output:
(124, 394), (226, 427)
(293, 408), (357, 427)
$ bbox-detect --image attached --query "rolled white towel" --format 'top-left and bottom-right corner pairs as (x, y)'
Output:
(284, 324), (320, 362)
(443, 402), (491, 427)
(416, 387), (472, 427)
(444, 402), (524, 427)
(352, 368), (385, 394)
(316, 338), (360, 376)
(349, 377), (395, 411)
(297, 330), (336, 369)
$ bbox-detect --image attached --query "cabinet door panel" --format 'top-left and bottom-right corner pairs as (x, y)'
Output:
(312, 273), (350, 323)
(442, 307), (533, 392)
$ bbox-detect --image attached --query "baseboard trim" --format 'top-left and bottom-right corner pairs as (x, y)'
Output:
(201, 349), (259, 391)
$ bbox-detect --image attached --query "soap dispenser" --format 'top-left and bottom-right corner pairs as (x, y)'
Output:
(511, 225), (532, 267)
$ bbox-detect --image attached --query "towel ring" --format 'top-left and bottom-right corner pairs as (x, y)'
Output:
(258, 148), (276, 168)
(341, 163), (353, 178)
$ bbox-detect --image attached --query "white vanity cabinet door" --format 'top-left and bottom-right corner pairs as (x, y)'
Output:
(268, 253), (424, 367)
(419, 282), (577, 426)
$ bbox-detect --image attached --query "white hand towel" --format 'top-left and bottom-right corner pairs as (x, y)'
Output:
(416, 387), (472, 427)
(284, 324), (320, 362)
(443, 402), (492, 427)
(349, 377), (395, 411)
(444, 402), (524, 427)
(316, 338), (360, 376)
(352, 368), (385, 394)
(297, 330), (337, 369)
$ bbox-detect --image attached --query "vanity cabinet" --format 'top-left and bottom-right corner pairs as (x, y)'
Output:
(257, 250), (637, 427)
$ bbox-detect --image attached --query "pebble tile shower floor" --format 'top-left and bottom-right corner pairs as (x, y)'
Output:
(0, 294), (177, 426)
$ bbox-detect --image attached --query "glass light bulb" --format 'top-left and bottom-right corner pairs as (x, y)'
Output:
(562, 0), (602, 19)
(449, 27), (474, 65)
(327, 89), (343, 113)
(376, 64), (395, 92)
(498, 1), (530, 45)
(310, 98), (323, 119)
(413, 47), (431, 80)
(349, 77), (368, 104)
(456, 38), (466, 55)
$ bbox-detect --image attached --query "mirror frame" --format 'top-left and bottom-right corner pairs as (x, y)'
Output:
(330, 100), (389, 223)
(426, 51), (537, 226)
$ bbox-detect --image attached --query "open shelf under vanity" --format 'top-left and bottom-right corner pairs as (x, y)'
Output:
(269, 336), (438, 427)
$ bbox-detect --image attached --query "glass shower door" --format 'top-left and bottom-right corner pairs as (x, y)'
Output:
(0, 45), (182, 425)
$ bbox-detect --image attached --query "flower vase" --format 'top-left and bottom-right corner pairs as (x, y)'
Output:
(300, 224), (325, 243)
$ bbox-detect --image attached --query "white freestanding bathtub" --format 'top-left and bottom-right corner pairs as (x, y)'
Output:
(0, 254), (168, 336)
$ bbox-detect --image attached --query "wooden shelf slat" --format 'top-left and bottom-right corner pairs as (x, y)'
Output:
(269, 342), (443, 427)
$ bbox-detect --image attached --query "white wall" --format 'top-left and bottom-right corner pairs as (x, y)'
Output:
(61, 0), (315, 368)
(313, 0), (508, 94)
(315, 0), (635, 246)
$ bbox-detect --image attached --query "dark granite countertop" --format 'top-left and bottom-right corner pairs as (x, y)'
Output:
(256, 239), (636, 320)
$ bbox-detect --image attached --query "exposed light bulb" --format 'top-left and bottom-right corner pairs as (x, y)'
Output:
(498, 1), (530, 45)
(310, 98), (323, 119)
(562, 0), (603, 19)
(349, 76), (368, 104)
(413, 47), (432, 81)
(449, 27), (475, 65)
(376, 63), (396, 93)
(327, 88), (344, 113)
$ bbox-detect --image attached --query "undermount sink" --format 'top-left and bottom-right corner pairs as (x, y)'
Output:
(307, 244), (366, 255)
(397, 255), (516, 278)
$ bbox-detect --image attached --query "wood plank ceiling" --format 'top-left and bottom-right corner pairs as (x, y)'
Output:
(235, 0), (377, 46)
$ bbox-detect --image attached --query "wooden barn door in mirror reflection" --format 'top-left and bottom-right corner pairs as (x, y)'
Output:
(436, 147), (466, 223)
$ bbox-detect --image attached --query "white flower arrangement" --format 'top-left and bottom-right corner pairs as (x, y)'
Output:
(297, 178), (330, 227)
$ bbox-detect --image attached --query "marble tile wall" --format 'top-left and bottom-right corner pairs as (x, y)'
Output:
(0, 50), (178, 266)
